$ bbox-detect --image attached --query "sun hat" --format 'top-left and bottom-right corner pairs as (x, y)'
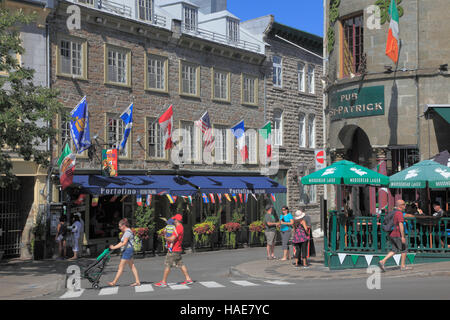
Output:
(294, 210), (305, 220)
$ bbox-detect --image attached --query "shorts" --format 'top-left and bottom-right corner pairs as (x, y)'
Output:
(281, 231), (291, 250)
(389, 237), (407, 253)
(265, 231), (276, 245)
(165, 252), (184, 269)
(121, 247), (134, 260)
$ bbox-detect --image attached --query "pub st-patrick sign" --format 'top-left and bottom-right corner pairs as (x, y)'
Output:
(330, 86), (385, 121)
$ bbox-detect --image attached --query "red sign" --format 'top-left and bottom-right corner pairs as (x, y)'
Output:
(315, 149), (326, 170)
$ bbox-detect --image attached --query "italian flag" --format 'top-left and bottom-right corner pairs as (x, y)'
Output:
(158, 105), (174, 150)
(259, 121), (272, 159)
(57, 143), (76, 190)
(385, 0), (400, 63)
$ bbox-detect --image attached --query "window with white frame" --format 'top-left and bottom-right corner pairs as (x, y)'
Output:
(227, 18), (240, 42)
(107, 47), (129, 85)
(183, 5), (198, 31)
(308, 64), (315, 94)
(298, 62), (305, 92)
(147, 55), (166, 91)
(301, 169), (316, 204)
(213, 70), (229, 101)
(107, 115), (127, 156)
(181, 62), (198, 96)
(180, 121), (200, 162)
(213, 126), (228, 163)
(147, 118), (165, 159)
(138, 0), (153, 21)
(242, 75), (257, 105)
(59, 39), (83, 77)
(60, 113), (74, 151)
(308, 114), (316, 148)
(245, 130), (257, 164)
(299, 112), (306, 148)
(272, 56), (282, 88)
(273, 109), (283, 146)
(77, 0), (94, 6)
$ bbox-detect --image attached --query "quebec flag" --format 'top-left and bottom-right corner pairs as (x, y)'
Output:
(70, 96), (91, 154)
(119, 103), (133, 152)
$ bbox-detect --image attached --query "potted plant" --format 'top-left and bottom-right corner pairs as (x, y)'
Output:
(133, 205), (156, 255)
(192, 221), (216, 250)
(156, 227), (167, 255)
(220, 222), (241, 249)
(249, 220), (265, 246)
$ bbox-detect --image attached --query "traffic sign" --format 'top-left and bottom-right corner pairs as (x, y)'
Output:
(315, 149), (326, 170)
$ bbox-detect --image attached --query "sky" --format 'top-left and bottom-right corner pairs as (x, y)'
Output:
(228, 0), (324, 37)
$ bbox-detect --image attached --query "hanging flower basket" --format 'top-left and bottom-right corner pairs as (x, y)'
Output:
(220, 222), (241, 249)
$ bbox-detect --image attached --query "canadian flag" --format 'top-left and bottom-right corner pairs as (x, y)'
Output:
(158, 105), (174, 150)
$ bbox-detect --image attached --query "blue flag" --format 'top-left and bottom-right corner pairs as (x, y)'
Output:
(70, 96), (91, 154)
(119, 103), (133, 152)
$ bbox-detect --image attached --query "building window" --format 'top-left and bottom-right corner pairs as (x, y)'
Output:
(107, 115), (128, 156)
(138, 0), (153, 21)
(58, 38), (86, 78)
(183, 5), (198, 31)
(180, 62), (199, 96)
(146, 54), (167, 91)
(272, 56), (282, 88)
(60, 114), (75, 151)
(273, 109), (283, 146)
(298, 62), (305, 92)
(77, 0), (94, 6)
(299, 112), (306, 148)
(227, 18), (240, 43)
(390, 148), (420, 174)
(213, 70), (229, 101)
(180, 121), (200, 163)
(147, 118), (165, 159)
(105, 45), (130, 86)
(214, 126), (228, 163)
(301, 169), (317, 204)
(245, 130), (257, 164)
(242, 74), (257, 105)
(308, 114), (316, 148)
(307, 64), (315, 94)
(341, 14), (364, 78)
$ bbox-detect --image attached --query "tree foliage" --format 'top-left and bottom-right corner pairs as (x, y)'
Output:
(0, 8), (65, 188)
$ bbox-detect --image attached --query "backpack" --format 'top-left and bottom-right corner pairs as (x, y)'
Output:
(382, 210), (398, 233)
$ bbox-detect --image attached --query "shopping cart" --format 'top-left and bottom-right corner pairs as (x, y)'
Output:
(82, 248), (110, 289)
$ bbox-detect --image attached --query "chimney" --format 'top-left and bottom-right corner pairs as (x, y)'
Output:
(190, 0), (227, 14)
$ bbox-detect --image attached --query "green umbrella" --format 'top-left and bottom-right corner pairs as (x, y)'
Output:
(389, 160), (450, 189)
(301, 160), (389, 186)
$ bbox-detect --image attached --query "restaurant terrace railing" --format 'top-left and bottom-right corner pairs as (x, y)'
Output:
(324, 211), (450, 269)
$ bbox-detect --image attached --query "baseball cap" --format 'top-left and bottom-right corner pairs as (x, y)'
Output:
(172, 214), (183, 222)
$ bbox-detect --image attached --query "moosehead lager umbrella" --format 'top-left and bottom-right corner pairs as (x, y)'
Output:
(389, 160), (450, 189)
(301, 160), (389, 186)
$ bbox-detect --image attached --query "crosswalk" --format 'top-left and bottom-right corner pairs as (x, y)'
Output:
(60, 279), (294, 299)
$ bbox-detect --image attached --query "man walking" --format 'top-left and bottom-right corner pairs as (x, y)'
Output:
(155, 214), (193, 287)
(378, 200), (412, 272)
(264, 205), (279, 260)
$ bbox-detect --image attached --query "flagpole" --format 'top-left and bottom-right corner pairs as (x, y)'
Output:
(149, 104), (173, 127)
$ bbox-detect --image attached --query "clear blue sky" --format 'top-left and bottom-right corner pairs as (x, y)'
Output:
(228, 0), (324, 37)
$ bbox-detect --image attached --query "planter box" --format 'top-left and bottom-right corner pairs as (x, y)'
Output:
(155, 239), (167, 256)
(221, 231), (242, 249)
(193, 231), (219, 251)
(249, 232), (266, 247)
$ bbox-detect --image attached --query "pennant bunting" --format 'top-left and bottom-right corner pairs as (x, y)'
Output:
(188, 196), (193, 205)
(202, 193), (209, 203)
(136, 195), (143, 206)
(217, 193), (222, 203)
(338, 253), (347, 265)
(251, 193), (258, 201)
(209, 193), (215, 204)
(167, 194), (175, 204)
(270, 193), (276, 202)
(407, 253), (416, 264)
(145, 195), (152, 207)
(232, 194), (237, 202)
(364, 255), (373, 266)
(224, 194), (232, 202)
(91, 195), (99, 207)
(238, 194), (243, 203)
(351, 255), (359, 265)
(393, 254), (401, 266)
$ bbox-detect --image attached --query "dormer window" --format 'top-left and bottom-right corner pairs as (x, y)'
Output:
(227, 18), (239, 42)
(138, 0), (154, 22)
(183, 5), (198, 31)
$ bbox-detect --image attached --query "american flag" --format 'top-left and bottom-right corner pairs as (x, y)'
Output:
(195, 111), (214, 152)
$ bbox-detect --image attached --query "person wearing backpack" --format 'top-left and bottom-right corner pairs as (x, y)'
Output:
(378, 200), (412, 272)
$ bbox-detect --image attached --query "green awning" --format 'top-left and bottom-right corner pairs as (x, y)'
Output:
(434, 107), (450, 124)
(424, 104), (450, 124)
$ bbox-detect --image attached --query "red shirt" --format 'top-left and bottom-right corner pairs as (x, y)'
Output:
(390, 210), (404, 238)
(171, 224), (184, 252)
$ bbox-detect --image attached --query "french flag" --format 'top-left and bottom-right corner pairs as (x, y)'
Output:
(231, 120), (248, 162)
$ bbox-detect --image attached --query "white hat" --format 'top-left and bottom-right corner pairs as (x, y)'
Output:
(74, 212), (81, 218)
(294, 210), (305, 220)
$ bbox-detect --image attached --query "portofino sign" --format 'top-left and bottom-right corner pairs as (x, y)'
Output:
(330, 86), (385, 120)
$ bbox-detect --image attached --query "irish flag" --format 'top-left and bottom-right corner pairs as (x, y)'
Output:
(259, 121), (272, 159)
(385, 0), (400, 63)
(158, 105), (174, 150)
(57, 143), (76, 190)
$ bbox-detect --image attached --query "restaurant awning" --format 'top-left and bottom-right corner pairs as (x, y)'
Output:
(71, 175), (198, 196)
(424, 104), (450, 124)
(181, 175), (287, 194)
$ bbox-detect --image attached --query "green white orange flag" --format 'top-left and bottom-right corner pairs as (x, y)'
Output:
(259, 121), (272, 159)
(57, 143), (76, 190)
(385, 0), (400, 63)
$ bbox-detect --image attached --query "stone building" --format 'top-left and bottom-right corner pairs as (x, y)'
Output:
(324, 0), (450, 214)
(243, 16), (324, 227)
(0, 0), (52, 259)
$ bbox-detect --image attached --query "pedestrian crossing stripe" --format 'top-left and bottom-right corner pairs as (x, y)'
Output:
(264, 280), (294, 285)
(134, 284), (154, 293)
(60, 289), (85, 299)
(230, 280), (259, 287)
(199, 281), (225, 288)
(99, 287), (119, 295)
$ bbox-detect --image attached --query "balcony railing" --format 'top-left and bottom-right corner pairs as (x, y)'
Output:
(181, 23), (261, 53)
(98, 0), (132, 17)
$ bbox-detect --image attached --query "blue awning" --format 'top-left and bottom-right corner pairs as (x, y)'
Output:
(71, 175), (197, 196)
(181, 175), (287, 194)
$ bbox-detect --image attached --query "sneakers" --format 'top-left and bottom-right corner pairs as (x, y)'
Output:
(154, 281), (168, 288)
(180, 279), (194, 285)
